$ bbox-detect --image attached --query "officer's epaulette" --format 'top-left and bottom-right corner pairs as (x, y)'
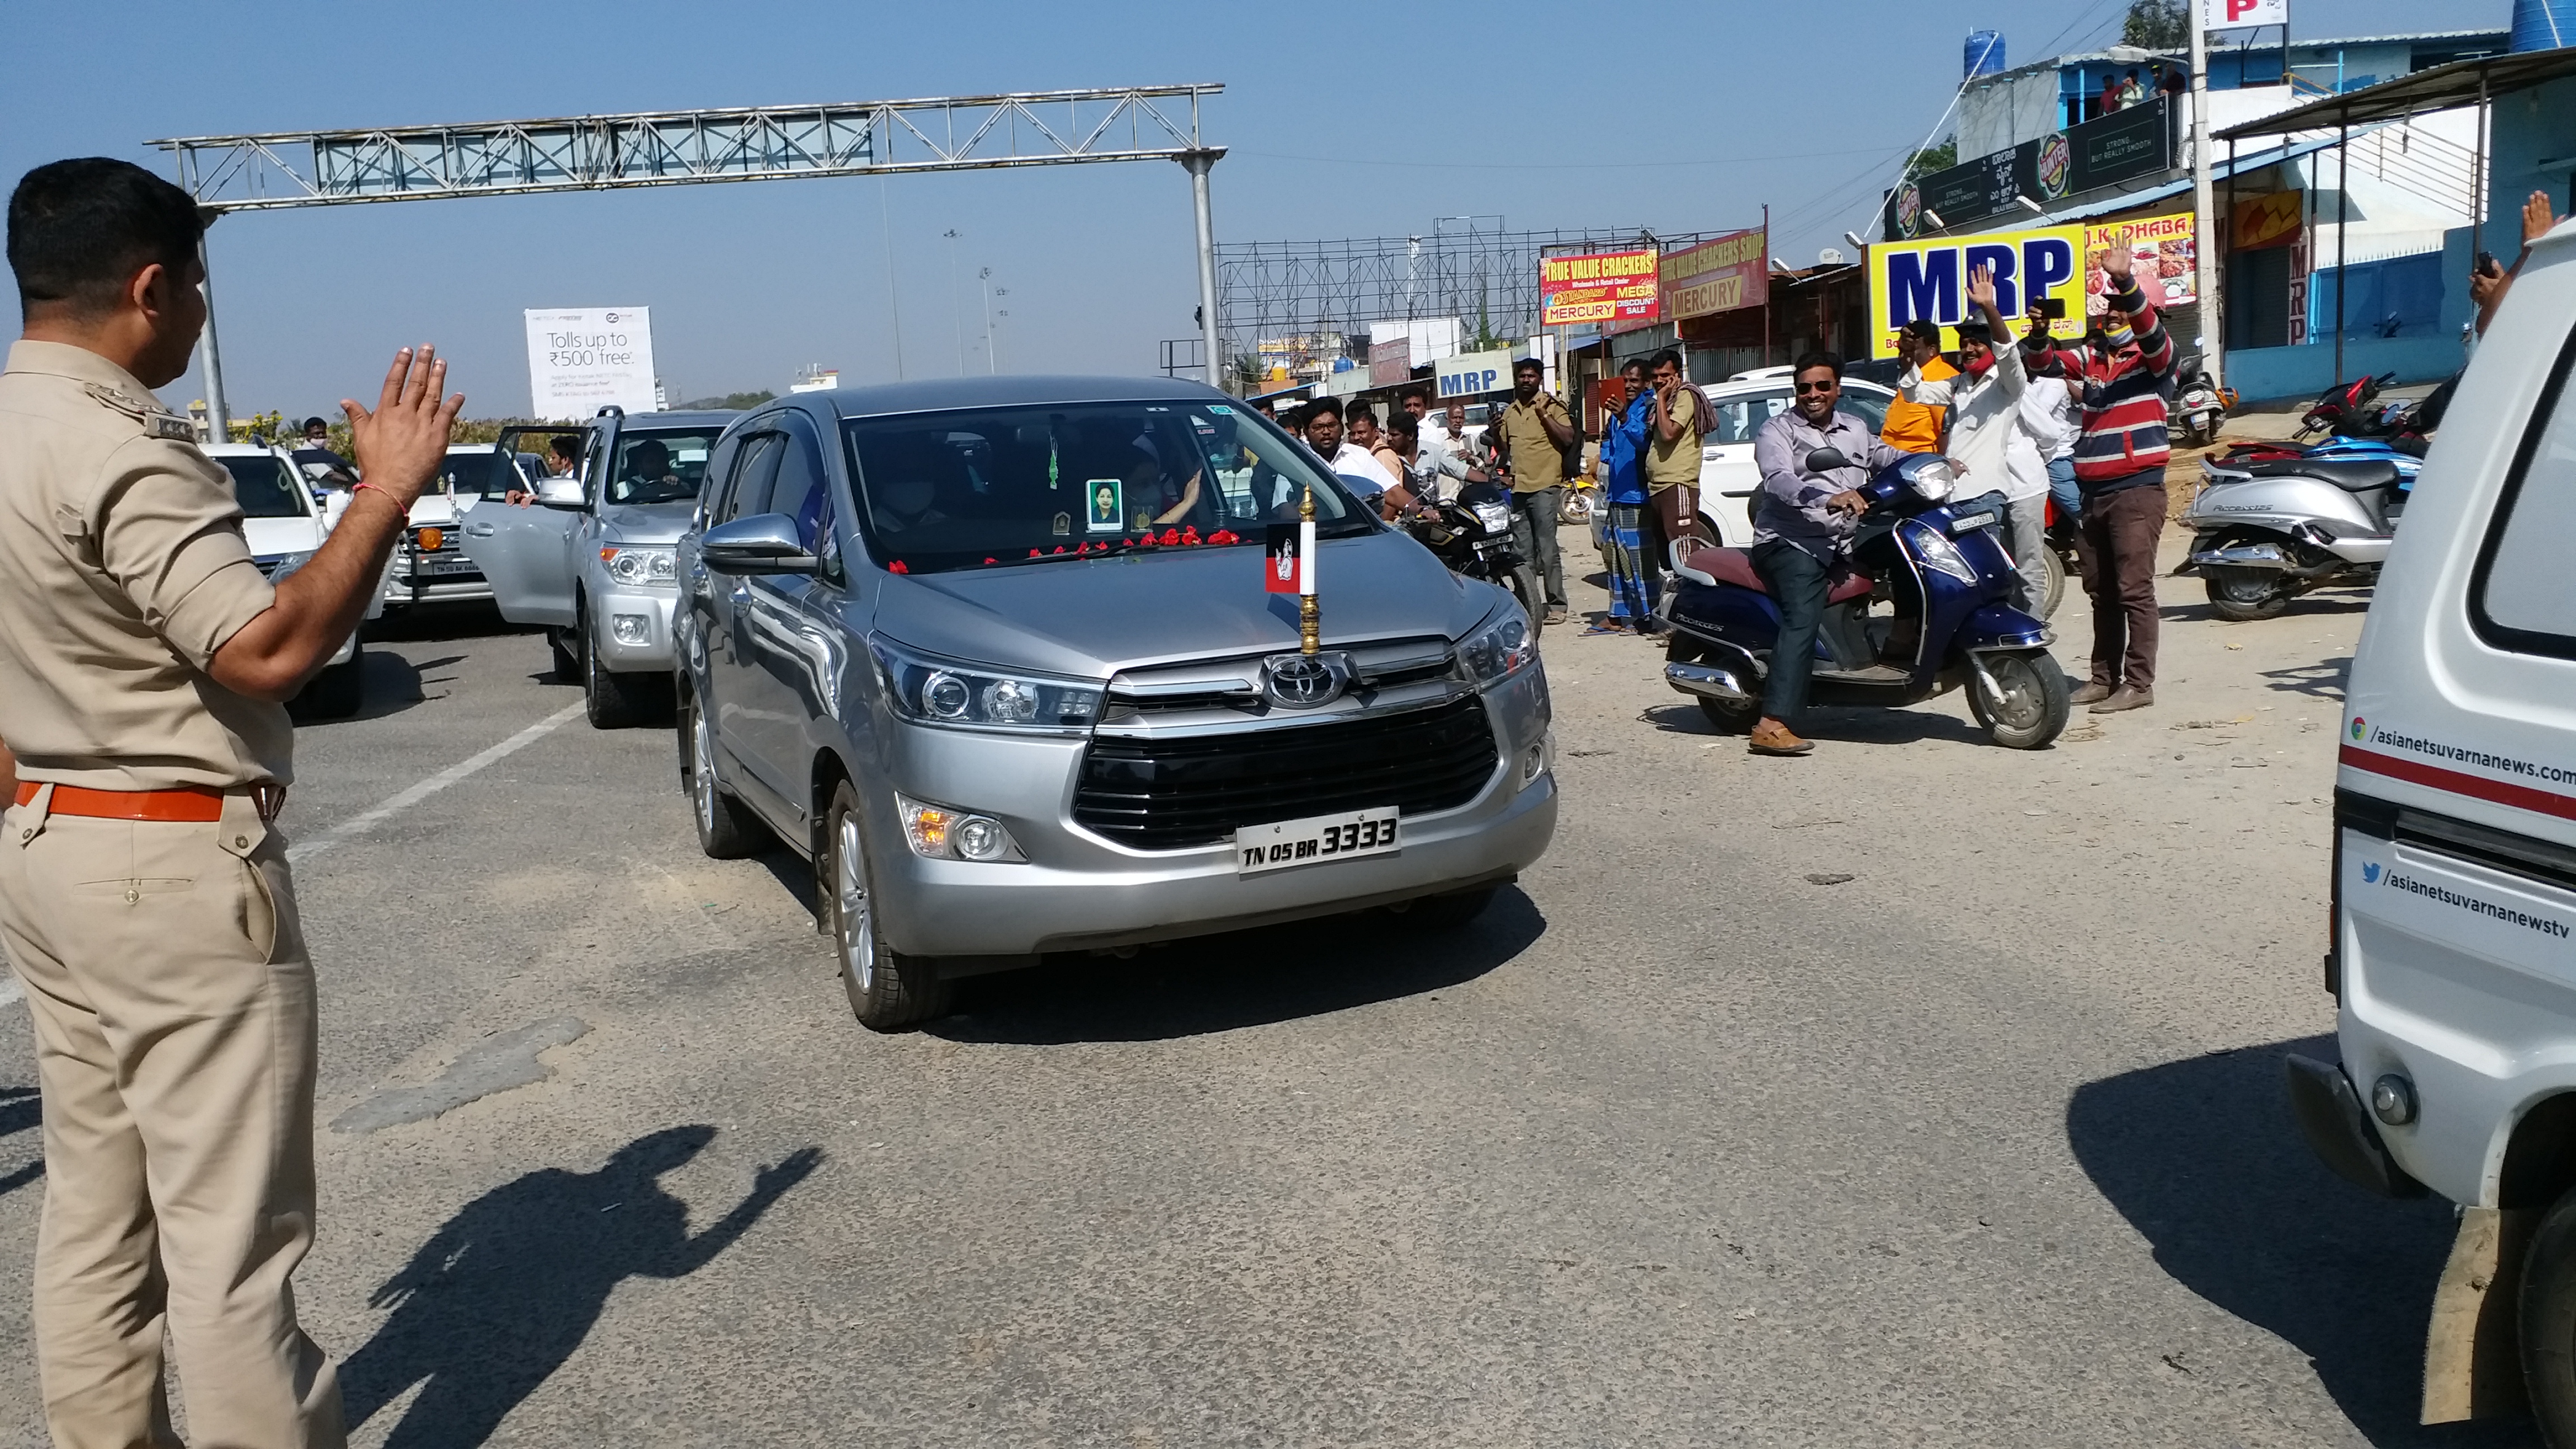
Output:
(82, 382), (197, 441)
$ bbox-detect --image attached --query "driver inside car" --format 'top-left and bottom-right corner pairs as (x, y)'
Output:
(613, 438), (688, 505)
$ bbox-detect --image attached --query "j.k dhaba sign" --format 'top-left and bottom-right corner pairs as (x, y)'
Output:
(1539, 248), (1660, 327)
(1864, 214), (2198, 359)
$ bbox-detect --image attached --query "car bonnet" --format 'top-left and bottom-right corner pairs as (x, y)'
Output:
(865, 529), (1499, 680)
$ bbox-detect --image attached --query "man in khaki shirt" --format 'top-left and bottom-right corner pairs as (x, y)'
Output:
(1640, 348), (1710, 594)
(0, 157), (461, 1449)
(1492, 356), (1571, 623)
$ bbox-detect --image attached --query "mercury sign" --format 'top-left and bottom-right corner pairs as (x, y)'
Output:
(524, 307), (657, 419)
(1435, 349), (1514, 400)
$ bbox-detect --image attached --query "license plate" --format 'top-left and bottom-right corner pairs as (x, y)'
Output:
(1950, 512), (1997, 532)
(1235, 807), (1400, 875)
(416, 554), (478, 576)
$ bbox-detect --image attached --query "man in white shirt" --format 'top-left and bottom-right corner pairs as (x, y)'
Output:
(1404, 389), (1448, 451)
(1298, 395), (1397, 502)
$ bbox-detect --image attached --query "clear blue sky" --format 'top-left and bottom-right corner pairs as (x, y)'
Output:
(1, 0), (2487, 418)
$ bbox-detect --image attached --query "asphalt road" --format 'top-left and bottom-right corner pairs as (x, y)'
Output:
(0, 542), (2539, 1448)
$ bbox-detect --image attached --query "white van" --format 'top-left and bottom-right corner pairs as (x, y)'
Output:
(2289, 217), (2576, 1433)
(205, 443), (377, 717)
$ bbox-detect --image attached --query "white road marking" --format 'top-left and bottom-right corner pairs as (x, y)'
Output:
(287, 703), (586, 864)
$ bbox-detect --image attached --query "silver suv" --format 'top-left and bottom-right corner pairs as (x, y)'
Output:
(674, 376), (1557, 1029)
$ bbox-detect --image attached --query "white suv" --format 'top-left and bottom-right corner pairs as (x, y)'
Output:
(205, 443), (378, 717)
(2289, 215), (2576, 1433)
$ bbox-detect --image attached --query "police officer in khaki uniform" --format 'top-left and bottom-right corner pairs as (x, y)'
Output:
(0, 158), (462, 1449)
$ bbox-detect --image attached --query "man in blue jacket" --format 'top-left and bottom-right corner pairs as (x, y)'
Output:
(1590, 360), (1656, 633)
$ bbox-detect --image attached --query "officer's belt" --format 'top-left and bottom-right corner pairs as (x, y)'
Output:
(13, 781), (283, 823)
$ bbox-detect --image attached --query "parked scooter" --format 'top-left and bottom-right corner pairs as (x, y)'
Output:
(2177, 450), (2407, 621)
(2170, 354), (2234, 446)
(1658, 449), (2069, 749)
(1401, 477), (1547, 633)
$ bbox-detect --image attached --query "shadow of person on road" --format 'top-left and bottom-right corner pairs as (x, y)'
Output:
(338, 1126), (820, 1447)
(2068, 1036), (2529, 1447)
(930, 885), (1545, 1046)
(1, 1086), (40, 1195)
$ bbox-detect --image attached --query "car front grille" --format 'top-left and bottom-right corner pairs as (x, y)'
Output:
(1072, 695), (1500, 851)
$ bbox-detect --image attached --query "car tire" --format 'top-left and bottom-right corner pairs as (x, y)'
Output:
(1388, 885), (1498, 929)
(581, 609), (654, 728)
(2527, 1188), (2576, 1444)
(292, 641), (366, 720)
(683, 692), (770, 860)
(825, 779), (951, 1031)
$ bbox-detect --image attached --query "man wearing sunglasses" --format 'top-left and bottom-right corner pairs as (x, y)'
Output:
(1744, 353), (1901, 756)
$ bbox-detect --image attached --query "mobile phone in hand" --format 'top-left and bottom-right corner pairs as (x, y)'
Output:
(2035, 297), (2068, 320)
(2476, 250), (2499, 275)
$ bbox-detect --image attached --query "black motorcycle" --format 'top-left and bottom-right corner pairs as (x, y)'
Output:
(1401, 478), (1546, 632)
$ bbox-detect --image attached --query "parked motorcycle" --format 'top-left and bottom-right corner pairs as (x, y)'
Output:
(2299, 371), (2401, 440)
(1402, 477), (1547, 633)
(1658, 449), (2068, 749)
(2170, 355), (2234, 446)
(2177, 451), (2408, 621)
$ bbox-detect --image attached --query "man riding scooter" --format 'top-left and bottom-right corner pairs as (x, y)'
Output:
(1744, 352), (1904, 756)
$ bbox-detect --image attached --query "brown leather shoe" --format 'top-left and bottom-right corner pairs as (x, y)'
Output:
(2069, 680), (2114, 705)
(1748, 719), (1815, 756)
(2089, 684), (2154, 713)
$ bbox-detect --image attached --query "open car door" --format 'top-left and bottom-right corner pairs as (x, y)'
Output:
(459, 426), (590, 626)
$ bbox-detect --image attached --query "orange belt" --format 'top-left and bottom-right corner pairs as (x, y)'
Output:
(16, 781), (231, 823)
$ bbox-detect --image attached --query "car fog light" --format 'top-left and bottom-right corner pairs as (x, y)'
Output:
(2370, 1073), (2417, 1126)
(898, 794), (1024, 862)
(610, 613), (651, 646)
(1521, 738), (1550, 784)
(954, 815), (1008, 860)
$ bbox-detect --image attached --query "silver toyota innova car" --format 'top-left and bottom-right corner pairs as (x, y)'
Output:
(673, 376), (1557, 1029)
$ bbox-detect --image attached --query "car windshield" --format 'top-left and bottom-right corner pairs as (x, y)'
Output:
(219, 454), (308, 518)
(840, 401), (1372, 575)
(608, 428), (723, 505)
(439, 451), (515, 496)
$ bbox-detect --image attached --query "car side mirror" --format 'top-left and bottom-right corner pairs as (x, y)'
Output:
(1804, 446), (1853, 473)
(700, 512), (817, 575)
(534, 475), (586, 509)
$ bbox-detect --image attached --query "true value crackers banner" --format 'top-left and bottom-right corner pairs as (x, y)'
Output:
(1538, 248), (1660, 327)
(1864, 214), (2196, 359)
(1660, 227), (1768, 319)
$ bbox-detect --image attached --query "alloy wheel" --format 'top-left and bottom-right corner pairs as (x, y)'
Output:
(836, 813), (873, 992)
(692, 703), (719, 834)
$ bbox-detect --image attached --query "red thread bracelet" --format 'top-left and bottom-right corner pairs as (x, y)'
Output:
(352, 481), (403, 512)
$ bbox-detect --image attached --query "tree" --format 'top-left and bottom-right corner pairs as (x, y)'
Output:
(2123, 0), (2187, 49)
(1903, 137), (1958, 182)
(676, 390), (777, 410)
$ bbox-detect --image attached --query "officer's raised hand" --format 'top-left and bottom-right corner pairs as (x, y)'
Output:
(206, 347), (463, 702)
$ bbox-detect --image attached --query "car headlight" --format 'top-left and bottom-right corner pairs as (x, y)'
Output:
(897, 793), (1026, 861)
(869, 636), (1104, 733)
(1901, 519), (1978, 584)
(1470, 499), (1512, 533)
(601, 545), (678, 586)
(1457, 605), (1537, 688)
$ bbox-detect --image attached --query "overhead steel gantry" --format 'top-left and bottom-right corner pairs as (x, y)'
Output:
(150, 85), (1228, 430)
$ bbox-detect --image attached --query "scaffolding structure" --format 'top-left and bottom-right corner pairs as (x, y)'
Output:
(1215, 219), (1729, 384)
(147, 86), (1228, 431)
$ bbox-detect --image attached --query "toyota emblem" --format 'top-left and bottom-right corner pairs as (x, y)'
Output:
(1263, 652), (1348, 709)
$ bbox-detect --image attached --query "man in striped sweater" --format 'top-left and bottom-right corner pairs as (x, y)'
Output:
(2024, 239), (2176, 713)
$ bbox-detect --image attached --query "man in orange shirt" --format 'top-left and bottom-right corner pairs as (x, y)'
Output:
(1878, 319), (1955, 453)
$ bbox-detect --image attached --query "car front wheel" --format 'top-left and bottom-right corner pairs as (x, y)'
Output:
(825, 780), (950, 1031)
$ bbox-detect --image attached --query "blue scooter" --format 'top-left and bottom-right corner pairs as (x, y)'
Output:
(1658, 448), (2071, 749)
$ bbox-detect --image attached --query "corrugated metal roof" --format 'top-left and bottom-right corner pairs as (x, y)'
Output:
(2217, 45), (2576, 139)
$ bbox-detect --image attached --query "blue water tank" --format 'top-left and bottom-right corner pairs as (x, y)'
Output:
(2512, 0), (2576, 50)
(1964, 29), (2007, 79)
